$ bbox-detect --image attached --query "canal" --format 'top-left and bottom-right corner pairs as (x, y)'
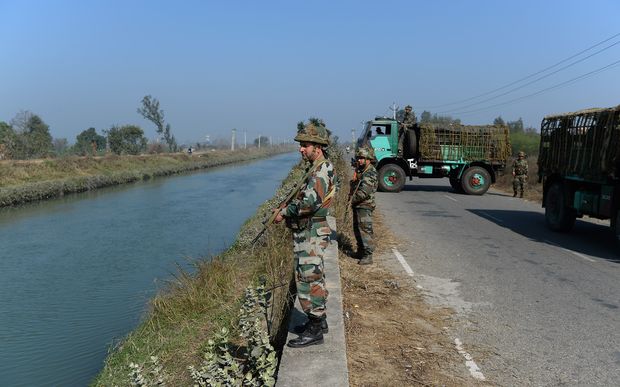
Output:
(0, 152), (299, 386)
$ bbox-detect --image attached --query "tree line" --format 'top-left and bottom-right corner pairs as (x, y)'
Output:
(0, 95), (273, 160)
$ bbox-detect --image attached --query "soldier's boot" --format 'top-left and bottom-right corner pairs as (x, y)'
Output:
(358, 254), (373, 265)
(513, 191), (517, 197)
(293, 315), (329, 334)
(287, 317), (324, 348)
(519, 192), (524, 198)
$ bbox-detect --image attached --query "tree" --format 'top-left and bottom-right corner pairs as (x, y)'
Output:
(10, 111), (53, 159)
(106, 125), (147, 155)
(137, 95), (177, 152)
(75, 127), (106, 155)
(507, 118), (524, 134)
(53, 138), (69, 155)
(493, 116), (506, 127)
(420, 110), (432, 123)
(0, 121), (16, 159)
(253, 136), (270, 147)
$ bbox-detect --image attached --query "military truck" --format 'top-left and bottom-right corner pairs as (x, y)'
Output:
(356, 117), (511, 194)
(538, 105), (620, 237)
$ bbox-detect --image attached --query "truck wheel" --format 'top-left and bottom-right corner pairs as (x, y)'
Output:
(545, 182), (576, 232)
(404, 129), (418, 159)
(460, 166), (491, 195)
(378, 164), (406, 193)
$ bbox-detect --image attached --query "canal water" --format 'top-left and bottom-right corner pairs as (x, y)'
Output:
(0, 152), (299, 386)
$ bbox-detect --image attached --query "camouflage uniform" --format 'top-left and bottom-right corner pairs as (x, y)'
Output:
(351, 147), (378, 264)
(512, 151), (528, 197)
(282, 122), (335, 324)
(398, 105), (417, 156)
(284, 157), (335, 318)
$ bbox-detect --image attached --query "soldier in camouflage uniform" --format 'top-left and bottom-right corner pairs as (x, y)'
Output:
(398, 105), (417, 156)
(512, 151), (528, 198)
(274, 120), (335, 348)
(350, 146), (378, 265)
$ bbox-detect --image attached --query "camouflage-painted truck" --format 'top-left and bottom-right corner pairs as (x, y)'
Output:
(538, 105), (620, 237)
(356, 117), (511, 194)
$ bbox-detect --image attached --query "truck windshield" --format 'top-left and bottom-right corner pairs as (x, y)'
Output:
(357, 122), (390, 147)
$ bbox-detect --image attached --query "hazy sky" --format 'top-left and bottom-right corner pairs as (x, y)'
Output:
(1, 0), (619, 145)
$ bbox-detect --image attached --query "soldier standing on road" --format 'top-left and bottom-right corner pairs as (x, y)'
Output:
(274, 120), (335, 348)
(398, 105), (417, 156)
(512, 151), (528, 198)
(350, 146), (378, 265)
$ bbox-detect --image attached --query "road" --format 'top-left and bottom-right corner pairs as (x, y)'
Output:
(376, 179), (620, 386)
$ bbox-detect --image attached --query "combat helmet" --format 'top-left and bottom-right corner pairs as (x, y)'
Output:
(294, 121), (330, 146)
(355, 146), (375, 161)
(405, 105), (413, 110)
(518, 151), (526, 157)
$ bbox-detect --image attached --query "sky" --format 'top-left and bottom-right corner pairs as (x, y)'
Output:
(1, 0), (619, 145)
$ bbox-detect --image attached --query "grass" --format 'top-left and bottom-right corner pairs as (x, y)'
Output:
(0, 147), (293, 207)
(92, 149), (349, 386)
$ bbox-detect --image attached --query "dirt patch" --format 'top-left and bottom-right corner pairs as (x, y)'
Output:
(339, 213), (486, 386)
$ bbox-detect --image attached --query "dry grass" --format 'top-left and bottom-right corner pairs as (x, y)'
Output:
(338, 212), (479, 386)
(0, 147), (294, 207)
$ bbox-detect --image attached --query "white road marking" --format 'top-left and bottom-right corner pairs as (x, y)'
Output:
(479, 210), (503, 223)
(443, 194), (458, 202)
(392, 248), (414, 277)
(543, 240), (596, 262)
(454, 338), (486, 381)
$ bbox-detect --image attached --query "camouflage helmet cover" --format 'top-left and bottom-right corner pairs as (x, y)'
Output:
(294, 122), (330, 145)
(405, 105), (413, 110)
(355, 146), (376, 160)
(518, 151), (526, 157)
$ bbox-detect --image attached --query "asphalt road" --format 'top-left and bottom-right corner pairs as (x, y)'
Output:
(376, 178), (620, 386)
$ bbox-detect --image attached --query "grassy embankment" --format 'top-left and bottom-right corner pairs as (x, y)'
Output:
(0, 147), (293, 207)
(92, 150), (350, 385)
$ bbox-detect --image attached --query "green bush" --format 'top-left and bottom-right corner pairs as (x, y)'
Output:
(510, 131), (540, 157)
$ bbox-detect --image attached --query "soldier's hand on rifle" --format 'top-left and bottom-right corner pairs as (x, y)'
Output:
(273, 208), (284, 224)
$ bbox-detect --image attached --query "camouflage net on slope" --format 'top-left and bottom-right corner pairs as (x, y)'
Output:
(418, 123), (511, 164)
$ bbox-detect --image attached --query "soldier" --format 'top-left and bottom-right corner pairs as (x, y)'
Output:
(512, 151), (528, 198)
(274, 120), (335, 348)
(398, 105), (417, 156)
(350, 146), (378, 265)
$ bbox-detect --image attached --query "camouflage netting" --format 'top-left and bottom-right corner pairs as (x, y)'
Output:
(418, 123), (511, 164)
(538, 105), (620, 181)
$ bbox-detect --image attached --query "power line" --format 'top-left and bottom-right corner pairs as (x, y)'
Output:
(424, 31), (620, 110)
(447, 58), (620, 117)
(437, 39), (620, 114)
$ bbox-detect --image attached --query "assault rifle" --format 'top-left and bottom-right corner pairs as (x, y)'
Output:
(251, 165), (317, 245)
(343, 169), (364, 225)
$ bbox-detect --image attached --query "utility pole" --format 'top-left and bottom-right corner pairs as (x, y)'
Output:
(389, 102), (399, 120)
(231, 128), (236, 151)
(244, 129), (247, 149)
(351, 128), (356, 145)
(258, 135), (261, 149)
